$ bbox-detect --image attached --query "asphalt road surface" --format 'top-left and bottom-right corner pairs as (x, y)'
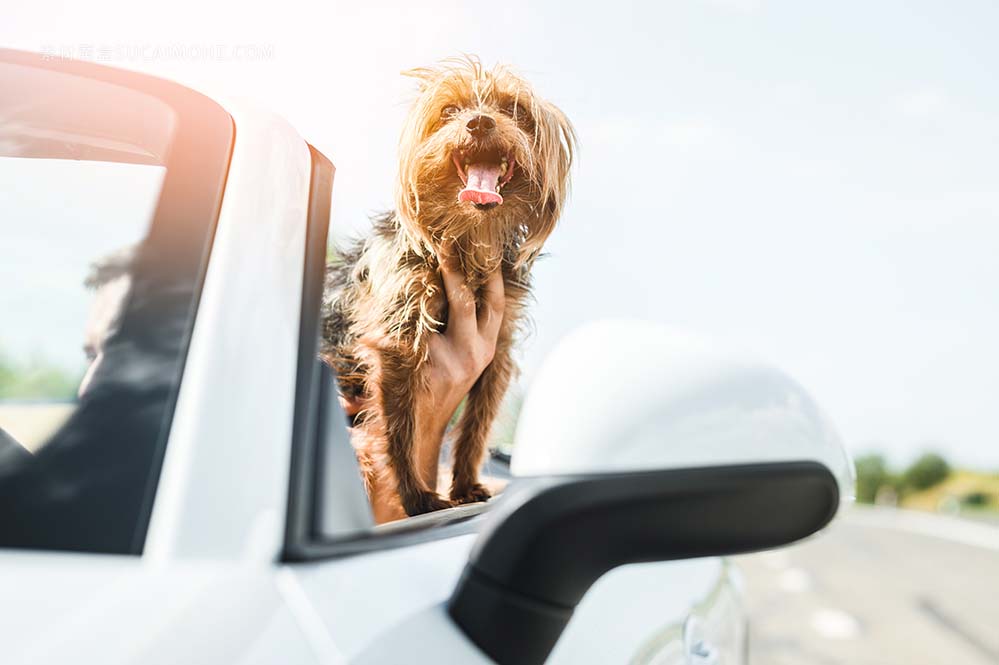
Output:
(735, 507), (999, 665)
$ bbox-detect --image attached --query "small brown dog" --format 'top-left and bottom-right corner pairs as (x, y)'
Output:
(321, 57), (575, 516)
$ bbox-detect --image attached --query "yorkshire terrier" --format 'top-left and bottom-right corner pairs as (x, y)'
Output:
(321, 57), (575, 516)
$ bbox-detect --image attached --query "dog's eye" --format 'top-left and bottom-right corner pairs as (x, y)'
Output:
(501, 102), (521, 118)
(502, 101), (534, 127)
(441, 105), (461, 119)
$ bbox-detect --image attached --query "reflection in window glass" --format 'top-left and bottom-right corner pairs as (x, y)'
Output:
(0, 157), (164, 453)
(0, 55), (232, 555)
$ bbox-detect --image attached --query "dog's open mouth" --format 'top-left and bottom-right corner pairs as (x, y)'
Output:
(453, 149), (515, 210)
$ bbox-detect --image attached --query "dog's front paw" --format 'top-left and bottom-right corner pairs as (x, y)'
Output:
(450, 482), (492, 505)
(402, 491), (455, 516)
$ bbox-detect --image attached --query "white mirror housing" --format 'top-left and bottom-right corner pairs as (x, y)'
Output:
(512, 320), (855, 504)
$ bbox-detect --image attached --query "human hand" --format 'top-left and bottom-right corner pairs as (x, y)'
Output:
(339, 246), (504, 499)
(421, 248), (505, 442)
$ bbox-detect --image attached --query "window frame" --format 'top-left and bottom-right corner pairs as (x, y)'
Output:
(282, 146), (498, 563)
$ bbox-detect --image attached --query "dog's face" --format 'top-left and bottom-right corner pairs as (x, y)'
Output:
(396, 58), (575, 269)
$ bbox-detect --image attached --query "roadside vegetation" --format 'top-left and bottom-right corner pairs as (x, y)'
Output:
(0, 348), (80, 401)
(854, 451), (999, 518)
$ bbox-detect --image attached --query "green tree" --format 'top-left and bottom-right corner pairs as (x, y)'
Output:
(962, 491), (992, 508)
(854, 454), (892, 504)
(902, 452), (951, 491)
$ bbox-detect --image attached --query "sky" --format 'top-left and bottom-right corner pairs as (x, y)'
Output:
(2, 0), (998, 467)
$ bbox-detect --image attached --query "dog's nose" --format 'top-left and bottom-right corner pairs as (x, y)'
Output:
(466, 114), (496, 137)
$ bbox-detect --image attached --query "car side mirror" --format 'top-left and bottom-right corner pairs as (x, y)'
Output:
(448, 321), (854, 665)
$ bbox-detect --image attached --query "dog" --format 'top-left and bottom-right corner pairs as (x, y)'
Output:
(321, 56), (575, 516)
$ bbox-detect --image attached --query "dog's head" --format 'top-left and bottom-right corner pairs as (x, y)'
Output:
(396, 56), (575, 270)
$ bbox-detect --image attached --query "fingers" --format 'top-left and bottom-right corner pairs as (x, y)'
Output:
(437, 245), (505, 372)
(439, 245), (477, 342)
(478, 265), (505, 342)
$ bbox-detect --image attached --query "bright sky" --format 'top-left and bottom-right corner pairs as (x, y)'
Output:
(3, 0), (998, 467)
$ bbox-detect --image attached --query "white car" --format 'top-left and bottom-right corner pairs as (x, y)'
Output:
(0, 49), (853, 665)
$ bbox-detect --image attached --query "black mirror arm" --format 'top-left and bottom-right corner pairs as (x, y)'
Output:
(448, 461), (839, 665)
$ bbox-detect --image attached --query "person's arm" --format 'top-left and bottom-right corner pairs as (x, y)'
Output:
(339, 249), (504, 522)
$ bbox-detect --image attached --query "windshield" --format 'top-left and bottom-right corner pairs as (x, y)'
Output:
(0, 52), (232, 554)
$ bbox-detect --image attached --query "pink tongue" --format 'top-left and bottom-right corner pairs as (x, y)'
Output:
(459, 163), (504, 205)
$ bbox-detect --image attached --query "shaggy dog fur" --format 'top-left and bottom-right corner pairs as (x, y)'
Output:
(321, 57), (575, 516)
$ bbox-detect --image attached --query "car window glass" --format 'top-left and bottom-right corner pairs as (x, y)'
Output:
(0, 54), (232, 555)
(0, 158), (162, 453)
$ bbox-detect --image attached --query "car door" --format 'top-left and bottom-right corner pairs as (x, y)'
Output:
(278, 162), (743, 663)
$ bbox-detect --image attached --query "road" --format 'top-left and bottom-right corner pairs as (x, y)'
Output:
(735, 507), (999, 665)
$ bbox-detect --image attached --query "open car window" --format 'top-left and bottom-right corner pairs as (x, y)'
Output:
(283, 147), (517, 560)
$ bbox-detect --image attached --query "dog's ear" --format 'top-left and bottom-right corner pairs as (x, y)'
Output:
(395, 60), (479, 249)
(401, 67), (440, 93)
(395, 67), (443, 247)
(517, 100), (576, 269)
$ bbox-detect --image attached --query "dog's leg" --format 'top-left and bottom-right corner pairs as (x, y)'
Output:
(378, 345), (454, 516)
(450, 334), (513, 504)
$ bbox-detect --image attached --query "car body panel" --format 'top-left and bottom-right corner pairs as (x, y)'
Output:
(551, 558), (731, 664)
(293, 535), (481, 661)
(0, 550), (320, 665)
(291, 538), (740, 665)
